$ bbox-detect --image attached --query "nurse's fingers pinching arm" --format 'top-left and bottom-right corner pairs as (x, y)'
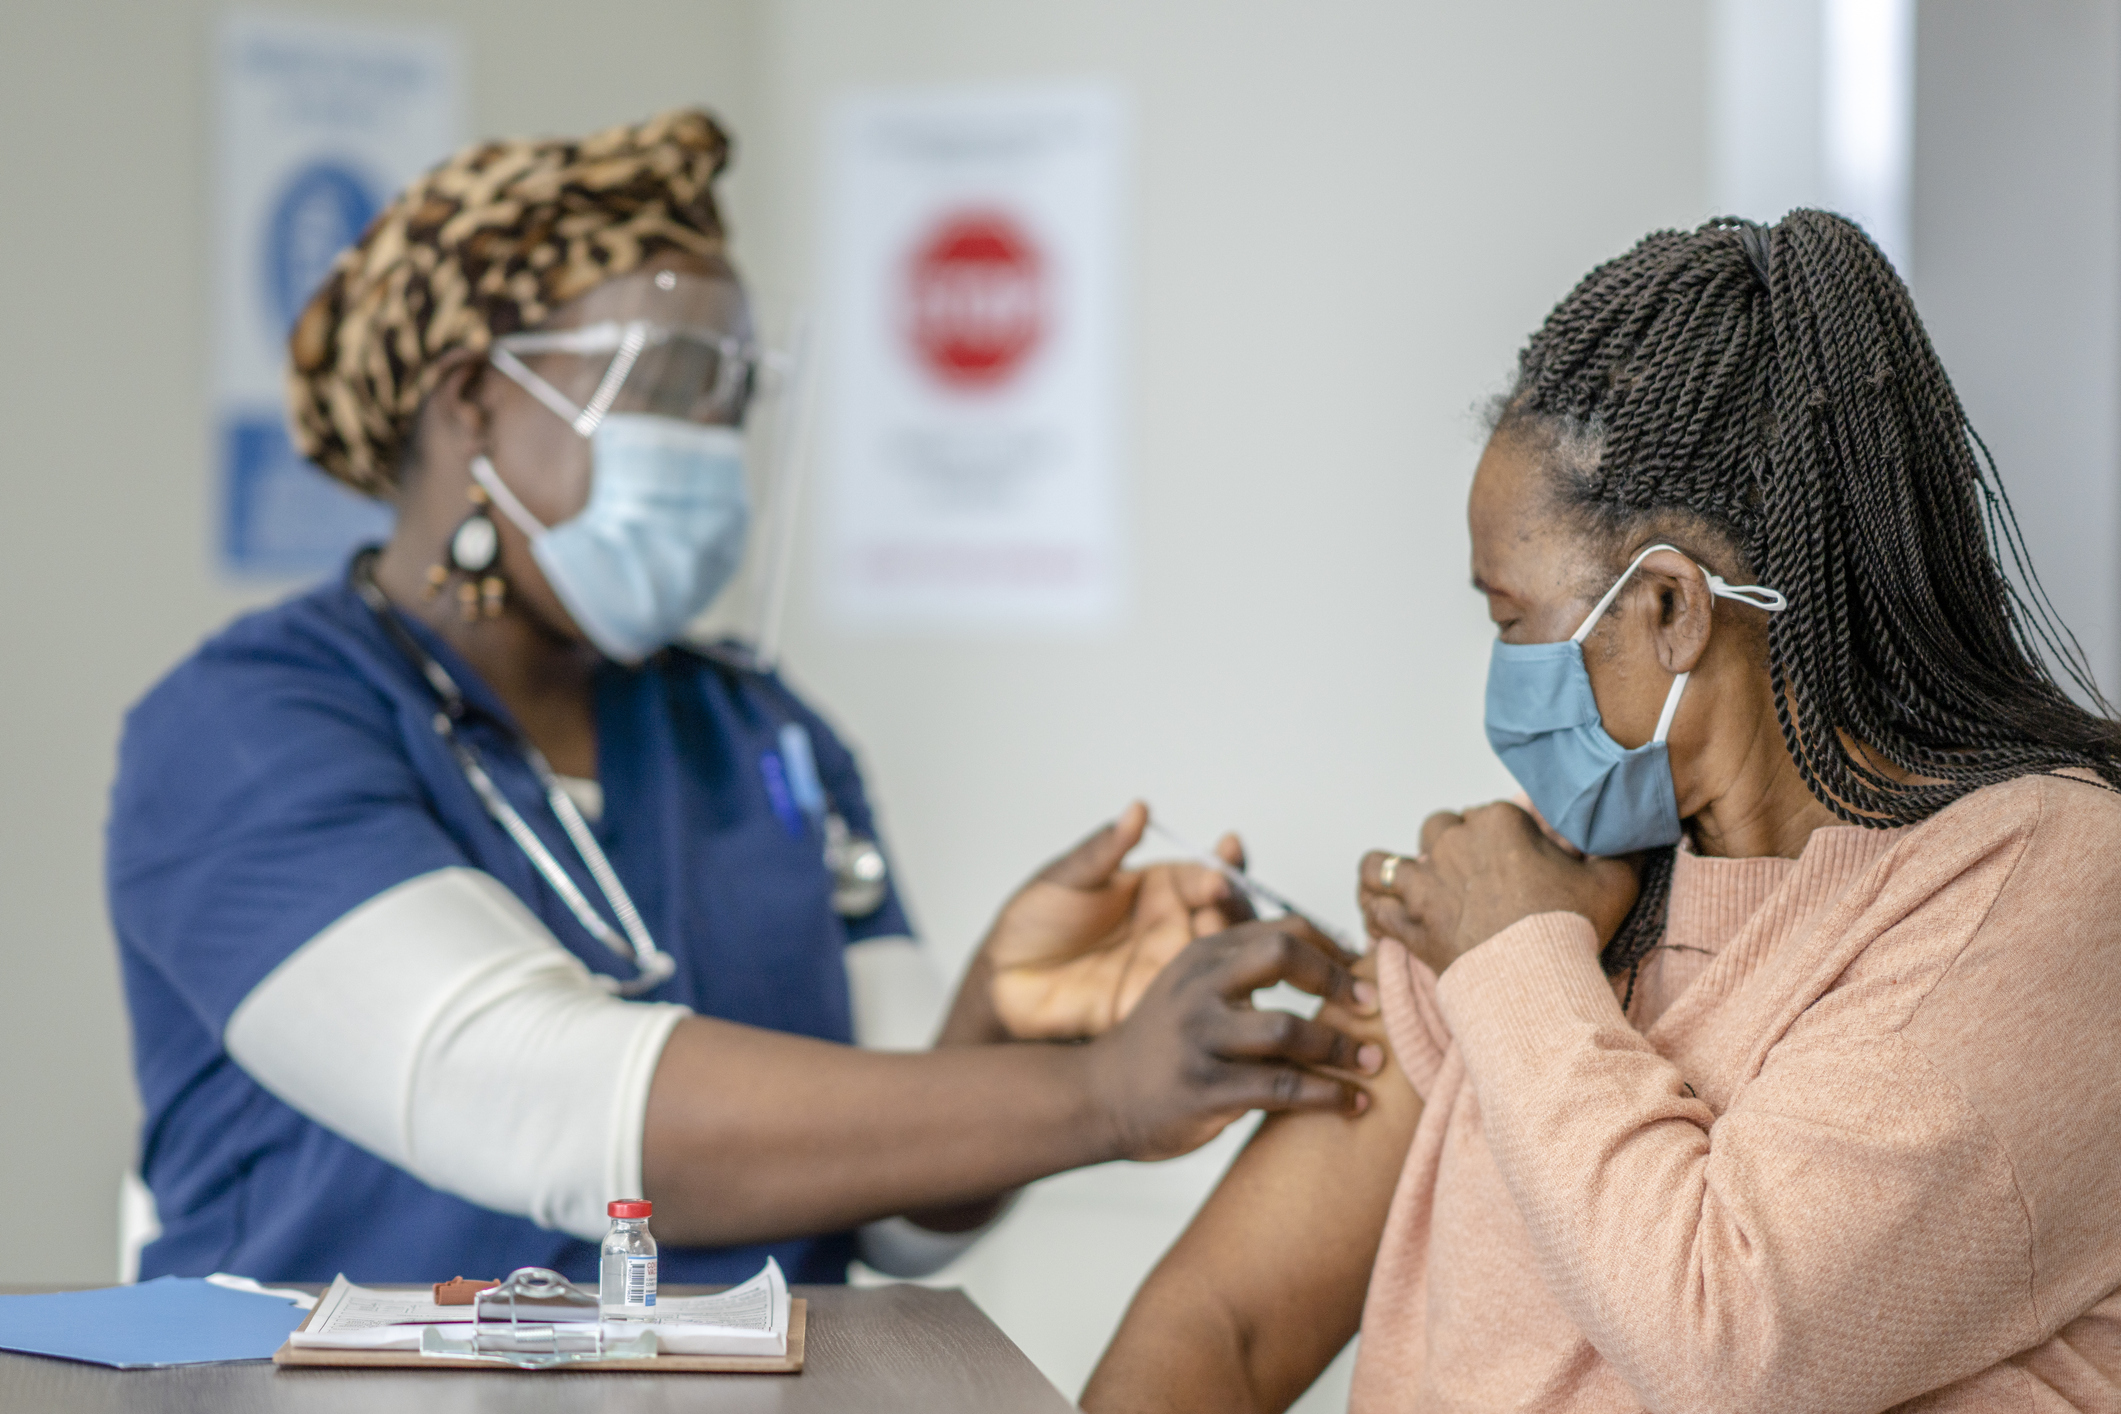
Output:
(645, 923), (1380, 1246)
(1208, 918), (1372, 1008)
(1082, 921), (1382, 1164)
(1081, 967), (1413, 1414)
(1214, 1007), (1385, 1078)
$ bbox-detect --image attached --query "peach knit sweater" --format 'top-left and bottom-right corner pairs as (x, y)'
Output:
(1349, 774), (2121, 1413)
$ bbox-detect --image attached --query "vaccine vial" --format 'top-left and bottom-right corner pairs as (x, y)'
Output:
(599, 1199), (657, 1318)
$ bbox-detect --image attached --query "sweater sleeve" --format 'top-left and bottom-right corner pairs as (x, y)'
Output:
(1373, 938), (1453, 1098)
(1431, 785), (2109, 1414)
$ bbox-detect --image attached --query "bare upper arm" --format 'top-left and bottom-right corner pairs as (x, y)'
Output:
(1084, 965), (1421, 1413)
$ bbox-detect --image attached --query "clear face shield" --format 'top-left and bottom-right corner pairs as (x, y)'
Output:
(486, 269), (811, 666)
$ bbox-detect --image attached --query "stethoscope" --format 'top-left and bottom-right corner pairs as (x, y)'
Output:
(351, 554), (890, 996)
(820, 807), (890, 919)
(353, 555), (674, 996)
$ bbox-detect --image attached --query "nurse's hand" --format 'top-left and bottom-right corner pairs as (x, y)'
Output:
(983, 803), (1254, 1040)
(1358, 801), (1638, 975)
(1083, 919), (1384, 1163)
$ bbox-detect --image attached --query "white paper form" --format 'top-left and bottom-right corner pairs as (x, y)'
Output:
(637, 1258), (789, 1355)
(291, 1277), (471, 1349)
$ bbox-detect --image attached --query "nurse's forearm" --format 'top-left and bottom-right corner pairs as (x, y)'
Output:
(890, 947), (1017, 1233)
(643, 921), (1378, 1246)
(641, 1015), (1112, 1245)
(936, 946), (1010, 1046)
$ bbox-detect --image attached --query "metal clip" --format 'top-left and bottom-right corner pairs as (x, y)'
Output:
(419, 1267), (657, 1368)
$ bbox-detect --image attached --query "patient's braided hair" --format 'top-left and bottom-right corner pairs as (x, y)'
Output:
(1495, 211), (2121, 981)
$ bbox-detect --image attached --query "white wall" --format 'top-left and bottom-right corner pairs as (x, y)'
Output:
(1710, 0), (1916, 276)
(1711, 0), (1827, 226)
(0, 2), (1712, 1408)
(1910, 0), (2121, 701)
(1709, 0), (2121, 701)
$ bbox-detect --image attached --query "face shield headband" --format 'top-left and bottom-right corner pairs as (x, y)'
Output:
(480, 311), (811, 668)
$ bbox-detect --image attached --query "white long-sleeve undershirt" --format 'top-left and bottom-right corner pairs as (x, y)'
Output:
(220, 861), (993, 1275)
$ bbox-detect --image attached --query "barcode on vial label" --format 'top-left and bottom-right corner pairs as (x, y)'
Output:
(625, 1257), (656, 1307)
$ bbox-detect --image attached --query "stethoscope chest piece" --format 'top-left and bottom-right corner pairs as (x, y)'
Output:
(824, 813), (889, 918)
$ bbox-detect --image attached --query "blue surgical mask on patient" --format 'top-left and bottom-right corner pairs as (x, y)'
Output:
(1483, 543), (1786, 857)
(474, 414), (751, 664)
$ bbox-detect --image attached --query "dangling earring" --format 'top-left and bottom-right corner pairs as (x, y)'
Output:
(430, 481), (509, 622)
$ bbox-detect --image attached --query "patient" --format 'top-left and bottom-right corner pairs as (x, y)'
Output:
(1083, 212), (2121, 1412)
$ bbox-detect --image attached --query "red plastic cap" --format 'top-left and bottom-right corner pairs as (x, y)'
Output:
(607, 1200), (652, 1219)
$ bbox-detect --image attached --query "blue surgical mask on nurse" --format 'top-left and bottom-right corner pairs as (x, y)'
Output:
(1483, 543), (1787, 857)
(472, 415), (751, 664)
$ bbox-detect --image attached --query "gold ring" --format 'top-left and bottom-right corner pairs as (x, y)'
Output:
(1379, 854), (1403, 888)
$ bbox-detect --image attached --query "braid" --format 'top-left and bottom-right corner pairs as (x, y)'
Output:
(1498, 211), (2121, 976)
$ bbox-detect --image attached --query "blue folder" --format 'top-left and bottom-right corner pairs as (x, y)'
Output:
(0, 1277), (310, 1368)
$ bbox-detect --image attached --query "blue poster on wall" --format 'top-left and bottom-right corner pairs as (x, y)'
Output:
(213, 13), (461, 577)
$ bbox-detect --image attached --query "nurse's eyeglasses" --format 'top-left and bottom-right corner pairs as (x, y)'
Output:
(489, 320), (775, 436)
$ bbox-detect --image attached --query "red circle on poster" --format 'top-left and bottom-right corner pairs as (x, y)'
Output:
(906, 211), (1044, 388)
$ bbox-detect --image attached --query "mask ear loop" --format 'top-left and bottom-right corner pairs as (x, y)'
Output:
(1570, 543), (1681, 644)
(1572, 545), (1788, 744)
(1660, 571), (1787, 740)
(470, 455), (549, 540)
(1571, 542), (1789, 642)
(1703, 575), (1788, 612)
(489, 345), (589, 430)
(1651, 670), (1690, 745)
(1589, 547), (1786, 1015)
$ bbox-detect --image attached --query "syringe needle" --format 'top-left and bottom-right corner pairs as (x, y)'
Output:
(1144, 820), (1360, 953)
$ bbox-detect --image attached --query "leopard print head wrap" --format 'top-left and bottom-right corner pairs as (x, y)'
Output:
(287, 107), (732, 496)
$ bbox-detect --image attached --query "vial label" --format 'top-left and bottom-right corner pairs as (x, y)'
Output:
(624, 1256), (656, 1307)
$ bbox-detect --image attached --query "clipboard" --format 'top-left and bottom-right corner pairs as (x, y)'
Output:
(272, 1294), (806, 1374)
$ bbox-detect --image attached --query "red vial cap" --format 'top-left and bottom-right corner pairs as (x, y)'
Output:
(607, 1200), (652, 1219)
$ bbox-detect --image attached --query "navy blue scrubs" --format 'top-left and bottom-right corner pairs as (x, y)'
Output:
(107, 561), (910, 1284)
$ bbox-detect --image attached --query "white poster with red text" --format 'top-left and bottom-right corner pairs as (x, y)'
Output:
(822, 84), (1126, 629)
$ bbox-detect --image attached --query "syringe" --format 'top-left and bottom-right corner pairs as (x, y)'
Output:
(1145, 821), (1362, 954)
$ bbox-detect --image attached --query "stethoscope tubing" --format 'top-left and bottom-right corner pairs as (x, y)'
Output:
(351, 556), (676, 997)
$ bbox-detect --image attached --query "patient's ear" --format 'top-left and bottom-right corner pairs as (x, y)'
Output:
(1631, 548), (1716, 676)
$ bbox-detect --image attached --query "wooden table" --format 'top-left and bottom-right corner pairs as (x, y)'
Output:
(0, 1282), (1077, 1413)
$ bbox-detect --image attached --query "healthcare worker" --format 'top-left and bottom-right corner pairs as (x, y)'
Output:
(108, 109), (1377, 1287)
